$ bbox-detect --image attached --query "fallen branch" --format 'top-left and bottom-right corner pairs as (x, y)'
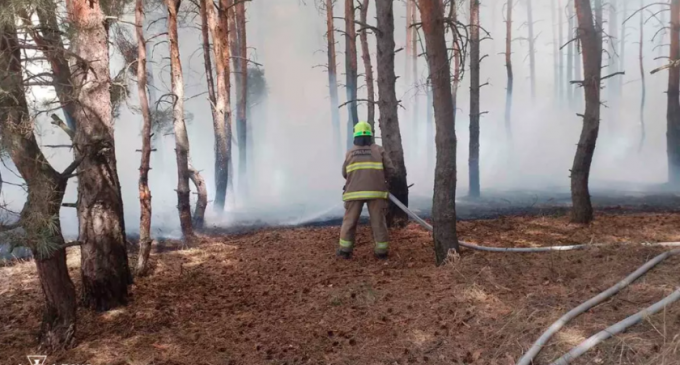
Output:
(550, 286), (680, 365)
(517, 248), (680, 365)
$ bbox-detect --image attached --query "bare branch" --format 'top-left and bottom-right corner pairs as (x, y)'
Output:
(651, 60), (680, 74)
(339, 98), (376, 108)
(50, 114), (74, 140)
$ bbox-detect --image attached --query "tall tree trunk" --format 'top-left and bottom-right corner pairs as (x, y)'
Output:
(166, 0), (195, 239)
(359, 0), (375, 132)
(526, 0), (536, 100)
(375, 0), (409, 227)
(574, 38), (582, 110)
(189, 164), (208, 227)
(567, 1), (574, 106)
(668, 0), (680, 185)
(558, 0), (564, 102)
(449, 1), (459, 113)
(418, 0), (459, 265)
(199, 0), (222, 213)
(66, 0), (132, 310)
(212, 0), (234, 212)
(345, 0), (359, 150)
(639, 0), (646, 152)
(0, 17), (76, 352)
(235, 1), (248, 194)
(570, 0), (603, 224)
(326, 0), (342, 157)
(469, 0), (481, 198)
(136, 0), (154, 277)
(505, 0), (513, 141)
(205, 0), (230, 212)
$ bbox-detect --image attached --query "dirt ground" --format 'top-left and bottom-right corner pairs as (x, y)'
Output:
(2, 212), (680, 365)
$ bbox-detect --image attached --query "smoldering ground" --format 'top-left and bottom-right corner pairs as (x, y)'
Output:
(0, 0), (674, 255)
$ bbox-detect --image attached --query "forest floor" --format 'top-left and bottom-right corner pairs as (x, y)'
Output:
(2, 212), (680, 365)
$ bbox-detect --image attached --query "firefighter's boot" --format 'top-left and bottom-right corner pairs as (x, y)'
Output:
(336, 249), (352, 260)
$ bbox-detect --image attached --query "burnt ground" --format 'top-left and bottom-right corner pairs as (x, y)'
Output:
(2, 210), (680, 365)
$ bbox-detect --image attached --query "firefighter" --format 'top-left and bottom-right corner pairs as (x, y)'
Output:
(337, 121), (395, 260)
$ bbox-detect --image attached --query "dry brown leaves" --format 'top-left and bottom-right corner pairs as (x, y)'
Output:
(1, 212), (680, 365)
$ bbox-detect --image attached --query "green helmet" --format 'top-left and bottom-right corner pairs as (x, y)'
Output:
(353, 121), (372, 137)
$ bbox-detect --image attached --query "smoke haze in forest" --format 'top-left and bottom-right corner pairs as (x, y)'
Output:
(0, 0), (671, 238)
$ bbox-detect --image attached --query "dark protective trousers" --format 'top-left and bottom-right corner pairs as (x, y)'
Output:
(338, 199), (389, 254)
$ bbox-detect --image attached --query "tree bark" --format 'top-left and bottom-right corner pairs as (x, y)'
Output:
(189, 164), (208, 227)
(638, 0), (646, 152)
(375, 0), (409, 227)
(223, 0), (235, 205)
(205, 0), (230, 212)
(418, 0), (459, 265)
(505, 0), (513, 142)
(526, 0), (536, 100)
(235, 1), (248, 193)
(574, 38), (582, 110)
(199, 0), (222, 214)
(449, 1), (459, 114)
(136, 0), (154, 277)
(66, 0), (132, 310)
(0, 18), (77, 352)
(326, 0), (342, 157)
(345, 0), (359, 150)
(359, 0), (375, 132)
(468, 0), (481, 198)
(570, 0), (603, 224)
(668, 0), (680, 185)
(166, 0), (195, 239)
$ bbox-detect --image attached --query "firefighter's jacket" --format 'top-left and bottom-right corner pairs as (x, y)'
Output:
(342, 144), (395, 201)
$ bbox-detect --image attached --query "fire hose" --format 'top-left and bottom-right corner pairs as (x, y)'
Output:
(387, 193), (680, 364)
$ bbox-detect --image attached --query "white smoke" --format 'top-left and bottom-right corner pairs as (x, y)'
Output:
(0, 0), (672, 240)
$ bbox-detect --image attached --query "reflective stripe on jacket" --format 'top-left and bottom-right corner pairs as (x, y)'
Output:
(342, 144), (394, 201)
